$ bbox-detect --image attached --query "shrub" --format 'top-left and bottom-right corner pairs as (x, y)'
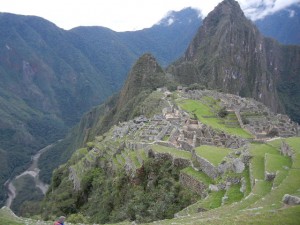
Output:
(218, 107), (228, 118)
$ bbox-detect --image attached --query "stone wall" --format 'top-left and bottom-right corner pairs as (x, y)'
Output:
(147, 148), (191, 169)
(192, 151), (219, 179)
(280, 140), (293, 157)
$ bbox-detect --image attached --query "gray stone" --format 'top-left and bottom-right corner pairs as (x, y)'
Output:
(265, 171), (276, 181)
(209, 184), (219, 192)
(232, 158), (245, 173)
(282, 194), (300, 205)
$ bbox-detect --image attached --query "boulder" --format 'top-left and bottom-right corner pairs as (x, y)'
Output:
(232, 158), (245, 173)
(282, 194), (300, 205)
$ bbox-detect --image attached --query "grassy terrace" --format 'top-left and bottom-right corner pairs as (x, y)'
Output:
(224, 184), (244, 205)
(265, 153), (291, 173)
(178, 99), (252, 138)
(177, 190), (226, 216)
(181, 166), (213, 185)
(195, 145), (232, 166)
(249, 143), (279, 180)
(151, 144), (192, 160)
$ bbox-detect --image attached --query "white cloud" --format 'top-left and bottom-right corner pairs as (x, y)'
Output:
(289, 10), (296, 17)
(0, 0), (299, 31)
(239, 0), (300, 20)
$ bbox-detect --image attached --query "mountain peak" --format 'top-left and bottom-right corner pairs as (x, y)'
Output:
(169, 0), (297, 115)
(204, 0), (244, 22)
(118, 53), (166, 109)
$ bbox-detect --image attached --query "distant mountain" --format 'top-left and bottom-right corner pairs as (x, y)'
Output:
(119, 7), (202, 67)
(255, 4), (300, 45)
(168, 0), (300, 123)
(0, 13), (113, 206)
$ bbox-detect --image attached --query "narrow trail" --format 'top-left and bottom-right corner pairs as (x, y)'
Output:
(5, 141), (59, 208)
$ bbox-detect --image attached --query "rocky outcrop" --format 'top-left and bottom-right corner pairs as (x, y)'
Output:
(282, 194), (300, 205)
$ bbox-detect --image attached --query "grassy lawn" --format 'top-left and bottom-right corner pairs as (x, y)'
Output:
(242, 167), (251, 196)
(177, 190), (226, 216)
(224, 184), (244, 205)
(181, 166), (213, 185)
(137, 149), (147, 161)
(250, 137), (300, 208)
(151, 144), (192, 160)
(249, 143), (280, 180)
(267, 138), (284, 149)
(252, 180), (273, 196)
(128, 151), (141, 168)
(195, 145), (232, 166)
(178, 99), (252, 138)
(264, 153), (291, 173)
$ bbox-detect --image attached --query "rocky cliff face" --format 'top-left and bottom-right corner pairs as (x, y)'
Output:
(168, 0), (300, 122)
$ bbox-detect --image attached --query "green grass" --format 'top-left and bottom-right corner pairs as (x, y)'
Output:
(265, 153), (291, 173)
(252, 180), (273, 196)
(177, 190), (226, 216)
(181, 167), (213, 185)
(178, 99), (252, 138)
(162, 135), (170, 141)
(0, 207), (23, 225)
(151, 145), (192, 160)
(250, 137), (300, 209)
(242, 167), (251, 196)
(224, 184), (244, 205)
(195, 145), (232, 166)
(249, 143), (280, 180)
(128, 151), (141, 168)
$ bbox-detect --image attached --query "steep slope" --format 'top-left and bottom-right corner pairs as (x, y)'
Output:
(168, 0), (300, 123)
(0, 13), (114, 206)
(255, 4), (300, 45)
(38, 54), (169, 186)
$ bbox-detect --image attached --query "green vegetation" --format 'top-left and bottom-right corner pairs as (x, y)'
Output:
(249, 143), (279, 180)
(195, 145), (232, 166)
(265, 153), (291, 173)
(151, 145), (192, 160)
(178, 99), (252, 138)
(0, 207), (23, 225)
(42, 158), (199, 224)
(181, 167), (213, 185)
(224, 184), (244, 205)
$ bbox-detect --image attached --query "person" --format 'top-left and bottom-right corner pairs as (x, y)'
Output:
(54, 216), (66, 225)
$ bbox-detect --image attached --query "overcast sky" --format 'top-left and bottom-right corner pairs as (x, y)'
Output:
(0, 0), (299, 31)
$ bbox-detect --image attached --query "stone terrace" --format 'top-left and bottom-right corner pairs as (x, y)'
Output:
(184, 89), (300, 139)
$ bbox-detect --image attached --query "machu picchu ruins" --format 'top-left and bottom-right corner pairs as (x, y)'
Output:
(66, 88), (300, 217)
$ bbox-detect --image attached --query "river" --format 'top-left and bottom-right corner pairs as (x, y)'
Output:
(5, 141), (59, 208)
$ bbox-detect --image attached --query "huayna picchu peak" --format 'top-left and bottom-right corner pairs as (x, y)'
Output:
(168, 0), (300, 123)
(1, 0), (300, 224)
